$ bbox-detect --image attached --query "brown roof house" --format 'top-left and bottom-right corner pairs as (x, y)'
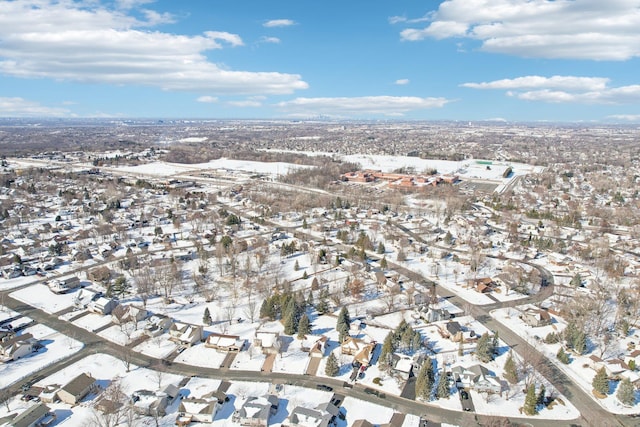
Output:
(520, 307), (552, 328)
(57, 373), (99, 405)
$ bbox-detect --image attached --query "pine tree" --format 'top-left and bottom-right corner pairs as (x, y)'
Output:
(504, 351), (518, 385)
(573, 331), (587, 355)
(436, 370), (450, 399)
(476, 332), (494, 363)
(492, 331), (499, 355)
(592, 367), (609, 396)
(617, 377), (635, 406)
(325, 352), (339, 377)
(556, 347), (570, 364)
(415, 357), (435, 400)
(202, 307), (212, 326)
(283, 311), (296, 335)
(297, 314), (311, 339)
(294, 259), (299, 271)
(537, 384), (546, 406)
(378, 332), (394, 372)
(380, 256), (388, 269)
(377, 242), (386, 254)
(523, 383), (538, 415)
(336, 307), (351, 343)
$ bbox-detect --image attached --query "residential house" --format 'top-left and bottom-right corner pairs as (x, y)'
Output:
(87, 297), (119, 315)
(57, 373), (99, 405)
(285, 401), (339, 426)
(169, 322), (203, 347)
(111, 304), (148, 325)
(451, 365), (501, 394)
(205, 333), (246, 352)
(144, 315), (173, 337)
(424, 307), (452, 323)
(468, 277), (495, 293)
(520, 307), (552, 327)
(177, 397), (220, 425)
(351, 421), (374, 427)
(0, 333), (38, 362)
(390, 354), (414, 380)
(233, 395), (279, 427)
(341, 337), (375, 367)
(10, 402), (56, 427)
(254, 331), (281, 355)
(131, 390), (168, 417)
(302, 335), (327, 358)
(48, 276), (81, 294)
(445, 321), (463, 342)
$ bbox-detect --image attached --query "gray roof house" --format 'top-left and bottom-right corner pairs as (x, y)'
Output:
(233, 395), (279, 427)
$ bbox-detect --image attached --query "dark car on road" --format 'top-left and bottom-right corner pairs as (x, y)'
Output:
(316, 384), (333, 392)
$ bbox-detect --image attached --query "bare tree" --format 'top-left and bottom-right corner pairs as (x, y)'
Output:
(91, 377), (128, 427)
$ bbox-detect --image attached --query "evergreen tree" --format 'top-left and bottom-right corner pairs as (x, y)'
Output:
(436, 370), (450, 399)
(307, 290), (314, 306)
(380, 256), (388, 269)
(523, 384), (538, 415)
(294, 259), (299, 271)
(202, 307), (212, 326)
(556, 347), (570, 364)
(325, 352), (340, 377)
(593, 367), (609, 396)
(476, 332), (494, 363)
(537, 384), (546, 406)
(283, 311), (297, 335)
(573, 331), (587, 355)
(378, 332), (394, 371)
(415, 357), (435, 400)
(492, 331), (499, 355)
(617, 377), (636, 406)
(377, 242), (386, 254)
(504, 351), (518, 385)
(297, 314), (311, 339)
(570, 272), (582, 287)
(336, 307), (351, 343)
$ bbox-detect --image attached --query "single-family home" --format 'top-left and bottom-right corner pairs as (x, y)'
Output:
(445, 321), (463, 342)
(390, 354), (414, 380)
(87, 297), (119, 315)
(10, 402), (56, 427)
(57, 373), (99, 405)
(144, 315), (173, 337)
(254, 331), (281, 355)
(130, 390), (168, 417)
(340, 337), (376, 368)
(520, 307), (552, 328)
(301, 335), (327, 358)
(451, 365), (501, 394)
(285, 401), (339, 426)
(169, 322), (203, 347)
(0, 333), (38, 362)
(177, 397), (220, 425)
(111, 304), (148, 325)
(205, 333), (246, 352)
(48, 276), (81, 294)
(232, 395), (279, 427)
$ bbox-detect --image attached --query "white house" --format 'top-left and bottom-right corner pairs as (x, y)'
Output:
(169, 322), (203, 346)
(87, 297), (119, 315)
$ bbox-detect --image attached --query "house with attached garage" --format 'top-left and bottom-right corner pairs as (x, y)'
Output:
(10, 402), (56, 427)
(169, 322), (203, 347)
(205, 333), (246, 352)
(57, 373), (99, 405)
(451, 364), (501, 394)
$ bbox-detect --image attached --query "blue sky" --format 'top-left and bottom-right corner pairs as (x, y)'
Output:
(1, 0), (640, 122)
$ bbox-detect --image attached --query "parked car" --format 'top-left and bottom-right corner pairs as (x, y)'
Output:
(316, 384), (333, 392)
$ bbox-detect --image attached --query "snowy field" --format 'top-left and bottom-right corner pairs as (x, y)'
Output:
(0, 275), (42, 291)
(11, 283), (80, 314)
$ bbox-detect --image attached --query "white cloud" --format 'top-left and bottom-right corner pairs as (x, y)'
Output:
(395, 79), (410, 85)
(0, 1), (308, 95)
(462, 76), (609, 91)
(260, 36), (281, 44)
(276, 96), (450, 117)
(263, 19), (296, 28)
(228, 100), (262, 107)
(196, 96), (218, 103)
(0, 97), (71, 117)
(463, 75), (640, 104)
(400, 0), (640, 60)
